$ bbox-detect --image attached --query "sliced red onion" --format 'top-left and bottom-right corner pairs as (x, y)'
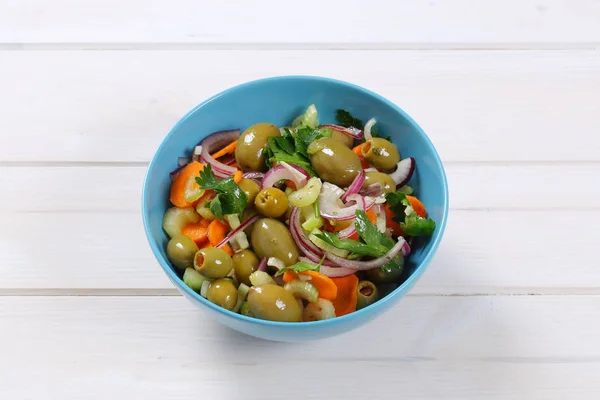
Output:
(321, 124), (363, 140)
(364, 118), (377, 140)
(289, 207), (323, 257)
(257, 257), (268, 272)
(280, 162), (309, 188)
(223, 157), (236, 165)
(242, 172), (264, 180)
(336, 194), (368, 239)
(401, 240), (411, 257)
(360, 182), (384, 197)
(340, 170), (365, 203)
(262, 164), (308, 189)
(215, 215), (259, 249)
(199, 130), (241, 178)
(169, 164), (187, 182)
(319, 183), (374, 221)
(389, 157), (416, 187)
(325, 236), (407, 271)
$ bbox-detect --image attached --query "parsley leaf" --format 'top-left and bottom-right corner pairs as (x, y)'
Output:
(265, 126), (331, 175)
(385, 191), (436, 236)
(275, 256), (325, 276)
(315, 231), (386, 258)
(195, 164), (248, 220)
(354, 210), (395, 249)
(336, 109), (364, 129)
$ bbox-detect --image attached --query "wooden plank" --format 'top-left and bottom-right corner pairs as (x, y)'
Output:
(1, 50), (599, 162)
(1, 164), (598, 213)
(1, 1), (600, 45)
(1, 209), (597, 292)
(1, 296), (599, 399)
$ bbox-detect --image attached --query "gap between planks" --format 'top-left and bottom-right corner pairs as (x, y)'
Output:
(3, 288), (600, 297)
(1, 42), (600, 51)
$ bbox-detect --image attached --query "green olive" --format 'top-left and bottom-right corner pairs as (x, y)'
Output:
(251, 218), (299, 266)
(331, 129), (355, 148)
(166, 235), (199, 271)
(232, 249), (259, 286)
(366, 259), (404, 284)
(254, 187), (289, 218)
(237, 178), (260, 205)
(247, 284), (302, 322)
(362, 138), (400, 171)
(193, 247), (233, 279)
(361, 172), (396, 194)
(356, 280), (379, 310)
(308, 137), (362, 187)
(207, 279), (238, 311)
(235, 122), (280, 172)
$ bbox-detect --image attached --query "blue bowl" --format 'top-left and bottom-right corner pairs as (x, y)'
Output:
(142, 76), (449, 341)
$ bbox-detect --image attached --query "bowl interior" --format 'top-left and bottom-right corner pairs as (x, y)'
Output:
(142, 76), (448, 336)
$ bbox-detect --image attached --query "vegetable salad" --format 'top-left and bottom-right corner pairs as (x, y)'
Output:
(162, 105), (436, 322)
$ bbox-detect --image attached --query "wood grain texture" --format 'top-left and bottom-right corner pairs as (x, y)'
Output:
(1, 296), (599, 399)
(1, 50), (599, 162)
(1, 0), (600, 45)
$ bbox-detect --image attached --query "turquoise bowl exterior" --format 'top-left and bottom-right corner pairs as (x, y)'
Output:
(142, 76), (449, 342)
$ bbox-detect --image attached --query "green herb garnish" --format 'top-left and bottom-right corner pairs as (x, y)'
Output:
(264, 126), (331, 175)
(275, 256), (325, 276)
(385, 191), (436, 236)
(195, 164), (248, 221)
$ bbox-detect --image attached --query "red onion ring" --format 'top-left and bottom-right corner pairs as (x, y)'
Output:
(319, 183), (375, 221)
(359, 182), (384, 197)
(215, 215), (259, 248)
(321, 124), (363, 140)
(257, 257), (268, 272)
(199, 130), (241, 178)
(262, 164), (309, 189)
(289, 207), (323, 257)
(324, 236), (408, 271)
(341, 170), (365, 203)
(389, 157), (416, 187)
(364, 118), (377, 141)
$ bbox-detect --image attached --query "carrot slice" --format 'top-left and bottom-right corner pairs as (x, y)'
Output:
(282, 270), (338, 300)
(330, 274), (359, 316)
(207, 219), (234, 256)
(210, 140), (238, 160)
(233, 170), (243, 184)
(406, 195), (427, 218)
(169, 161), (205, 208)
(181, 221), (209, 246)
(352, 143), (370, 169)
(384, 204), (404, 237)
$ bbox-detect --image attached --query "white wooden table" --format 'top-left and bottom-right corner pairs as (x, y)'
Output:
(1, 1), (599, 398)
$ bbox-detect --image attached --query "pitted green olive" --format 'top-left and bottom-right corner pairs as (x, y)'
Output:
(251, 218), (299, 266)
(254, 187), (289, 218)
(362, 138), (400, 171)
(232, 249), (259, 286)
(247, 284), (302, 322)
(166, 235), (199, 271)
(235, 123), (280, 172)
(193, 247), (233, 279)
(207, 279), (238, 311)
(356, 280), (379, 310)
(331, 129), (355, 148)
(362, 172), (396, 194)
(237, 178), (261, 205)
(366, 259), (404, 284)
(307, 137), (362, 187)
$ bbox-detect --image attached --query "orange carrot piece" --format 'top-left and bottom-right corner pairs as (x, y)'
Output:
(282, 270), (338, 301)
(233, 170), (243, 184)
(384, 204), (404, 237)
(200, 218), (211, 228)
(207, 219), (234, 256)
(406, 195), (427, 218)
(330, 274), (359, 316)
(181, 221), (209, 246)
(352, 143), (370, 169)
(210, 140), (238, 160)
(169, 162), (205, 208)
